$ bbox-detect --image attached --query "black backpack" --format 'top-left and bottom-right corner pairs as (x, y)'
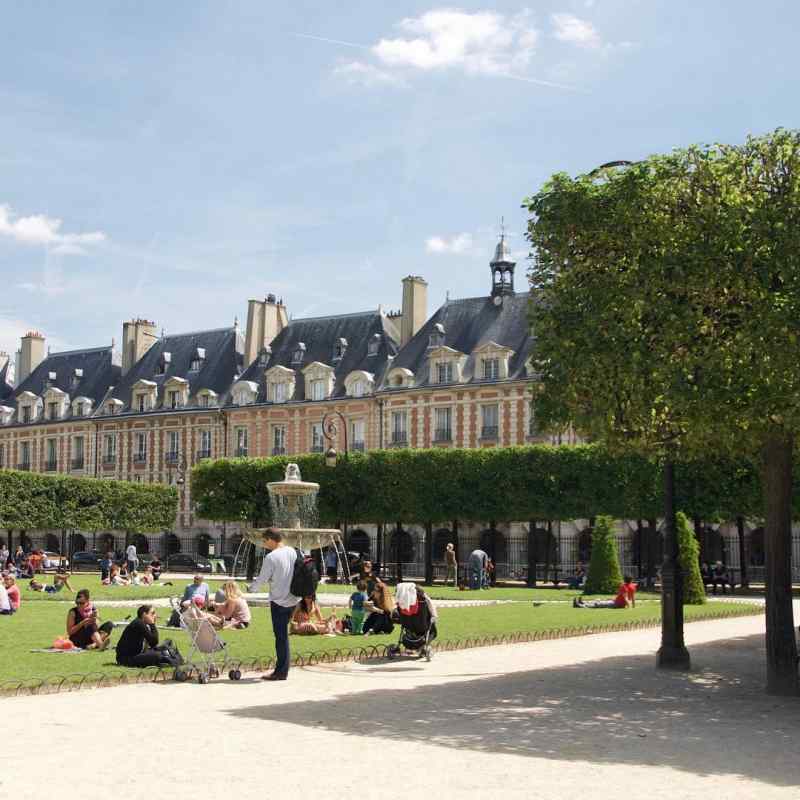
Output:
(290, 548), (319, 598)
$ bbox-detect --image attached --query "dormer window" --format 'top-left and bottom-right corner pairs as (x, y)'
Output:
(48, 402), (59, 420)
(22, 406), (31, 423)
(271, 382), (287, 403)
(189, 347), (206, 372)
(196, 389), (218, 408)
(46, 371), (57, 388)
(71, 397), (92, 418)
(265, 365), (295, 405)
(345, 370), (375, 398)
(76, 402), (84, 417)
(436, 361), (453, 384)
(105, 398), (123, 416)
(292, 343), (306, 365)
(310, 380), (326, 401)
(231, 380), (259, 406)
(428, 324), (445, 348)
(157, 352), (172, 376)
(72, 368), (83, 389)
(0, 406), (13, 425)
(333, 338), (348, 361)
(367, 334), (381, 356)
(138, 394), (148, 412)
(257, 346), (271, 367)
(167, 390), (181, 409)
(301, 362), (334, 403)
(482, 357), (500, 380)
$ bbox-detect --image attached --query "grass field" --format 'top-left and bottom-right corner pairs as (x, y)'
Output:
(0, 597), (763, 686)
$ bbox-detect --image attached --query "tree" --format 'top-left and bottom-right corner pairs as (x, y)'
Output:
(525, 130), (800, 693)
(582, 516), (623, 595)
(676, 512), (706, 605)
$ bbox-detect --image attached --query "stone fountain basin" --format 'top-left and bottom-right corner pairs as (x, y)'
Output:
(243, 527), (342, 549)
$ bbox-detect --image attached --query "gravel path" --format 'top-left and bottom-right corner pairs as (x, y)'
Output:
(4, 604), (798, 799)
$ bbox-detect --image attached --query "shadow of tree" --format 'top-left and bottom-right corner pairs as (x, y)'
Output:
(225, 633), (800, 786)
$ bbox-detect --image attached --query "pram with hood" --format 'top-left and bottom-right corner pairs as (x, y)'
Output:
(387, 582), (437, 661)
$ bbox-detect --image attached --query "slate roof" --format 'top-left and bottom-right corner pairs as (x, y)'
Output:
(8, 346), (120, 413)
(111, 326), (244, 411)
(0, 360), (13, 402)
(388, 292), (534, 386)
(238, 310), (399, 402)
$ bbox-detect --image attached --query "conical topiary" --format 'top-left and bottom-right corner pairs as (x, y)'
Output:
(583, 515), (624, 595)
(676, 511), (707, 604)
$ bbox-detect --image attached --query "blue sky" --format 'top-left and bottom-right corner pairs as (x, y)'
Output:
(1, 1), (797, 361)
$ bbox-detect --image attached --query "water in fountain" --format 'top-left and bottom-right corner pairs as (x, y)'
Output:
(267, 487), (320, 530)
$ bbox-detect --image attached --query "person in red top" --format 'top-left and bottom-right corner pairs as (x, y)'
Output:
(573, 575), (637, 609)
(3, 574), (21, 612)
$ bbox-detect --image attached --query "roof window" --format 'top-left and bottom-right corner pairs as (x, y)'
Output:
(428, 323), (446, 348)
(367, 333), (381, 356)
(291, 342), (306, 365)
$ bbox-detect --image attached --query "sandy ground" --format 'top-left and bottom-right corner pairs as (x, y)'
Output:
(4, 607), (799, 800)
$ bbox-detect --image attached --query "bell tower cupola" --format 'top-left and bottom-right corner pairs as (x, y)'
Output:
(490, 219), (515, 298)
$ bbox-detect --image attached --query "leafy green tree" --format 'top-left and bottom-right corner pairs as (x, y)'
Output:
(676, 512), (706, 605)
(525, 130), (800, 694)
(583, 515), (623, 595)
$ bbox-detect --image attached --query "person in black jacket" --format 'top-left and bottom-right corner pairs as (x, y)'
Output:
(116, 605), (179, 668)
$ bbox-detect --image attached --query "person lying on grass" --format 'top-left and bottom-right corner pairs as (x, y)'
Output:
(573, 575), (637, 609)
(29, 571), (74, 594)
(66, 589), (114, 650)
(115, 604), (182, 668)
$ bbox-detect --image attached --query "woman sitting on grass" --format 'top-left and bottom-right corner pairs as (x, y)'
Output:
(115, 604), (182, 668)
(363, 581), (395, 636)
(109, 564), (131, 586)
(207, 581), (251, 629)
(139, 566), (155, 586)
(573, 575), (637, 609)
(290, 595), (337, 635)
(66, 589), (113, 650)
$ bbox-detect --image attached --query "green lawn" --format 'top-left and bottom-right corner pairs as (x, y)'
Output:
(0, 598), (762, 687)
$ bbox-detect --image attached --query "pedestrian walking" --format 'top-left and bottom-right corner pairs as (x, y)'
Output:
(126, 542), (139, 573)
(445, 543), (457, 587)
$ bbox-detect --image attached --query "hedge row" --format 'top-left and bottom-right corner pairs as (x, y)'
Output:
(191, 444), (774, 525)
(0, 469), (178, 532)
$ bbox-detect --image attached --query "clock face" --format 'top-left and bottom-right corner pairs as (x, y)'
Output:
(493, 295), (503, 307)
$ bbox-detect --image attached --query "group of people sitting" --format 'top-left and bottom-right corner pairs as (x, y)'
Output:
(100, 552), (164, 587)
(174, 575), (252, 630)
(1, 545), (63, 579)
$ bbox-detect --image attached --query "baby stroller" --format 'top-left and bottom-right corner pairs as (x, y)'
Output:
(387, 583), (437, 662)
(172, 599), (241, 684)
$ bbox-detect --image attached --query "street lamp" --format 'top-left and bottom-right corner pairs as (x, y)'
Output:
(322, 411), (349, 467)
(167, 457), (187, 486)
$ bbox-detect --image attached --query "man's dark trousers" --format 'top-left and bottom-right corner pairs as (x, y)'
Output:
(270, 601), (294, 677)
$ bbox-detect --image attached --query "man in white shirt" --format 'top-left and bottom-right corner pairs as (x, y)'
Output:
(0, 582), (11, 615)
(126, 543), (138, 574)
(250, 529), (298, 681)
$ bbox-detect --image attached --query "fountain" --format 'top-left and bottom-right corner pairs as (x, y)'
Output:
(234, 463), (350, 582)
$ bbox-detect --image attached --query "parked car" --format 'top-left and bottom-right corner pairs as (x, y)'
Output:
(166, 553), (212, 573)
(71, 551), (103, 571)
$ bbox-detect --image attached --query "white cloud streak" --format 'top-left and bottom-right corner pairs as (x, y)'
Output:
(551, 13), (601, 48)
(426, 232), (473, 254)
(0, 203), (106, 255)
(332, 61), (409, 88)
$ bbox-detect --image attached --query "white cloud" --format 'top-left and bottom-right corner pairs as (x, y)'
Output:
(0, 203), (106, 253)
(551, 13), (601, 48)
(426, 232), (473, 254)
(372, 9), (539, 77)
(333, 61), (408, 88)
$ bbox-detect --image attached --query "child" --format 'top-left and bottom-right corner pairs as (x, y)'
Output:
(349, 580), (368, 634)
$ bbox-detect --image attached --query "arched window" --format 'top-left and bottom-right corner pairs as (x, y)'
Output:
(98, 533), (115, 554)
(532, 527), (556, 564)
(165, 533), (181, 556)
(196, 533), (212, 557)
(480, 528), (507, 563)
(70, 532), (87, 553)
(132, 533), (150, 554)
(433, 528), (452, 560)
(390, 529), (414, 562)
(45, 533), (60, 552)
(349, 529), (370, 556)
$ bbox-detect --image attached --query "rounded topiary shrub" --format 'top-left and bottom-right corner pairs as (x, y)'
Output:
(676, 511), (707, 605)
(583, 515), (624, 595)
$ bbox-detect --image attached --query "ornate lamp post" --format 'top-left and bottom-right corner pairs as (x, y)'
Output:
(322, 411), (349, 552)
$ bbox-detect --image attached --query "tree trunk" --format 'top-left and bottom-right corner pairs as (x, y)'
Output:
(527, 520), (537, 587)
(760, 430), (799, 695)
(736, 516), (748, 589)
(424, 522), (434, 584)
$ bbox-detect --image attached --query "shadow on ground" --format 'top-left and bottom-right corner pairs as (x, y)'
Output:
(225, 633), (800, 786)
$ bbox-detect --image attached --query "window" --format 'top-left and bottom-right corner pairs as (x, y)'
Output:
(72, 437), (84, 469)
(367, 334), (381, 356)
(434, 407), (452, 442)
(198, 429), (211, 459)
(135, 432), (147, 463)
(482, 358), (500, 380)
(20, 441), (31, 468)
(350, 419), (365, 451)
(310, 380), (326, 401)
(292, 343), (306, 364)
(103, 434), (116, 464)
(436, 361), (453, 384)
(272, 425), (286, 455)
(46, 439), (57, 470)
(270, 382), (287, 403)
(351, 380), (365, 398)
(428, 324), (445, 348)
(481, 404), (499, 439)
(166, 430), (179, 461)
(76, 402), (84, 417)
(310, 422), (324, 453)
(168, 390), (180, 409)
(22, 406), (31, 423)
(138, 394), (148, 412)
(235, 427), (248, 457)
(157, 352), (171, 375)
(48, 402), (59, 420)
(333, 338), (347, 361)
(199, 394), (209, 408)
(391, 411), (408, 444)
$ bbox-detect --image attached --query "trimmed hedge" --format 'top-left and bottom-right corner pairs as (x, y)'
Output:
(583, 515), (623, 594)
(0, 469), (178, 533)
(677, 511), (707, 605)
(191, 444), (772, 525)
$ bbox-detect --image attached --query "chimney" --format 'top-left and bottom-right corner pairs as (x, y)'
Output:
(18, 331), (46, 383)
(400, 275), (428, 346)
(121, 318), (158, 375)
(244, 295), (288, 367)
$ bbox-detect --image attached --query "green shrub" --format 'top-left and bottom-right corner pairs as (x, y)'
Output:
(676, 511), (707, 604)
(583, 515), (624, 595)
